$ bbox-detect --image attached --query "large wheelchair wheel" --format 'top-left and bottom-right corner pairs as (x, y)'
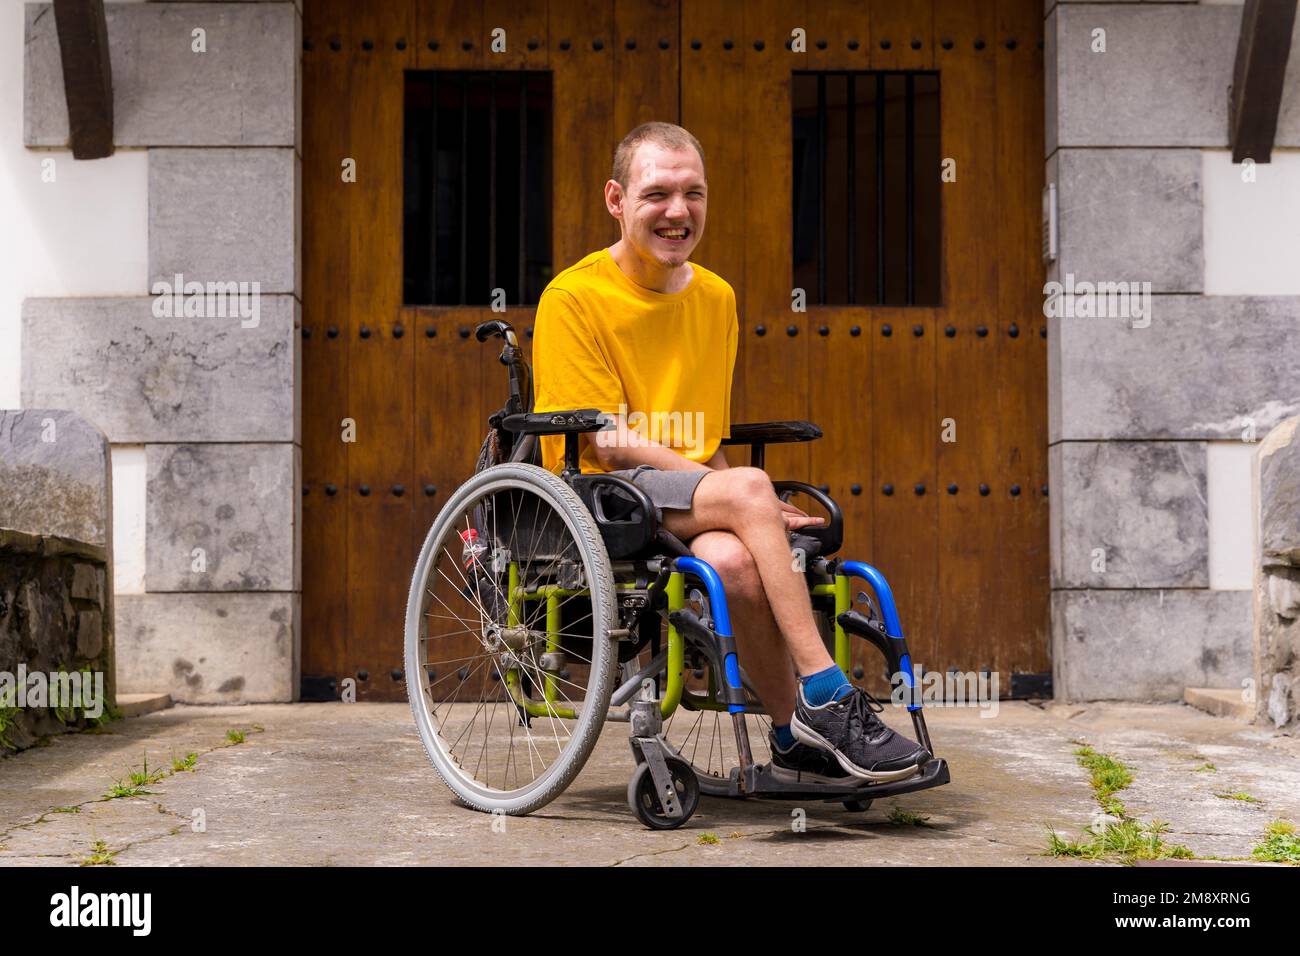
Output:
(405, 463), (619, 815)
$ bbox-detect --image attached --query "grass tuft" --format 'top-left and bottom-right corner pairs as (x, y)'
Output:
(1214, 791), (1263, 804)
(888, 806), (933, 827)
(1251, 820), (1300, 864)
(80, 840), (117, 867)
(171, 751), (198, 773)
(1046, 743), (1192, 864)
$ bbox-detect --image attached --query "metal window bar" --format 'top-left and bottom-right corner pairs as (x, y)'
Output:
(817, 73), (826, 305)
(404, 71), (550, 306)
(518, 72), (527, 305)
(846, 73), (856, 306)
(429, 72), (438, 304)
(489, 72), (497, 297)
(794, 70), (936, 307)
(875, 72), (885, 305)
(905, 72), (915, 304)
(459, 73), (468, 305)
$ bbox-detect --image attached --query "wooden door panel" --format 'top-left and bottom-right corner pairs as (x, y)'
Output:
(933, 0), (1000, 678)
(681, 0), (747, 449)
(302, 13), (353, 684)
(872, 0), (934, 70)
(742, 0), (809, 480)
(808, 1), (869, 70)
(994, 0), (1049, 675)
(551, 0), (618, 269)
(302, 0), (1049, 703)
(614, 0), (680, 134)
(344, 15), (417, 700)
(870, 307), (939, 673)
(418, 0), (485, 69)
(485, 0), (549, 69)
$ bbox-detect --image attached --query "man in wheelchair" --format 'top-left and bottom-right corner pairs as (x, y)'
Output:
(531, 122), (932, 785)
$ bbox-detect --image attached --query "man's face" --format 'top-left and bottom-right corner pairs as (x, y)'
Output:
(608, 142), (707, 269)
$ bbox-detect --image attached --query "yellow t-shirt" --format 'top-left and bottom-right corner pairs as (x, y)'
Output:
(532, 248), (738, 475)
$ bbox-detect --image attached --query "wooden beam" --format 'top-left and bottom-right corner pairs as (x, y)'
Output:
(1229, 0), (1298, 164)
(52, 0), (113, 160)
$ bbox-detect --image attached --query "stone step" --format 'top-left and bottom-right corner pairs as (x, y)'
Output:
(1183, 687), (1252, 722)
(116, 692), (173, 718)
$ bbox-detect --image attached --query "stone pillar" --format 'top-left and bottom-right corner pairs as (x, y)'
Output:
(1253, 417), (1300, 731)
(1044, 1), (1300, 699)
(21, 2), (302, 702)
(0, 409), (115, 750)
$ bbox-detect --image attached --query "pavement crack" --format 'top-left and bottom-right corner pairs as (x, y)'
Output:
(85, 824), (188, 866)
(0, 726), (256, 845)
(608, 842), (692, 866)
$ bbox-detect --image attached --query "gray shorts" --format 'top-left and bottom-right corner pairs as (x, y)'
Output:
(605, 465), (707, 520)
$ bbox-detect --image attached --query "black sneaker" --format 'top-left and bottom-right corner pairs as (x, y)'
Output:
(767, 733), (853, 786)
(790, 684), (931, 782)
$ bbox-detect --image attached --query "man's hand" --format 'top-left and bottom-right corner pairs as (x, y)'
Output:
(778, 497), (825, 532)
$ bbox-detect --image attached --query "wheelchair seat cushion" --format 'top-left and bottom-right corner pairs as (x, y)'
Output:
(604, 465), (708, 522)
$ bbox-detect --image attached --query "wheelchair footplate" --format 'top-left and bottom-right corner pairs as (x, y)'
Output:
(694, 756), (950, 803)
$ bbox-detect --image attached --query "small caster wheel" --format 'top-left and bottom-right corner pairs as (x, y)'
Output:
(842, 798), (873, 813)
(628, 756), (699, 830)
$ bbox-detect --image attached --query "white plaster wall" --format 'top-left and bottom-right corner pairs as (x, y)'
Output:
(0, 0), (149, 593)
(1207, 441), (1257, 590)
(110, 444), (146, 594)
(1203, 150), (1300, 295)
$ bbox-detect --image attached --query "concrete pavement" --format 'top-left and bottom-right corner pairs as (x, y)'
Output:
(1, 700), (1297, 866)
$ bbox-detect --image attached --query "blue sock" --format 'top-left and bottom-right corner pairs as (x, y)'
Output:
(772, 724), (796, 750)
(800, 664), (853, 706)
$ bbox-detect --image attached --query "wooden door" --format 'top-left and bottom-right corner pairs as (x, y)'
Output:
(302, 0), (679, 700)
(684, 0), (1049, 689)
(302, 0), (1047, 701)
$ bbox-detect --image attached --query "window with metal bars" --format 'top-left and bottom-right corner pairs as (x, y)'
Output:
(793, 71), (941, 306)
(403, 71), (553, 306)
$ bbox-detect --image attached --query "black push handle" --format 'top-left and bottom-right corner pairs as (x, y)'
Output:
(475, 319), (516, 344)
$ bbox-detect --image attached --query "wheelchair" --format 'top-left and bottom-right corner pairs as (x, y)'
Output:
(405, 319), (950, 829)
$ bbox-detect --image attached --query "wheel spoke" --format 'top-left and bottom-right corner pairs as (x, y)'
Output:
(406, 469), (615, 807)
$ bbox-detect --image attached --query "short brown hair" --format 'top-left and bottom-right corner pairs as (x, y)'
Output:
(611, 122), (706, 189)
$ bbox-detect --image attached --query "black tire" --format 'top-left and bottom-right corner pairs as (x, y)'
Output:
(405, 464), (618, 816)
(628, 756), (700, 830)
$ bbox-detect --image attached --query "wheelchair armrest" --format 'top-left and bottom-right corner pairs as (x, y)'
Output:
(774, 481), (844, 558)
(720, 421), (822, 468)
(720, 420), (823, 446)
(500, 408), (607, 435)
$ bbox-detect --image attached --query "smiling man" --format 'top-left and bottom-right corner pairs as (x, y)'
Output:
(532, 122), (931, 783)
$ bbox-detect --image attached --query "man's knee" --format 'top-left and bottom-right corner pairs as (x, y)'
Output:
(691, 532), (761, 596)
(707, 467), (779, 519)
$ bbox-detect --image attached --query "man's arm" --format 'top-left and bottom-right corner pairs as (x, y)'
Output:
(589, 419), (733, 472)
(590, 415), (711, 472)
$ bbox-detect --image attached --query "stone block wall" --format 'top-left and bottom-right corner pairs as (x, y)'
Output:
(1045, 2), (1300, 699)
(1254, 417), (1300, 731)
(0, 410), (115, 752)
(21, 2), (302, 702)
